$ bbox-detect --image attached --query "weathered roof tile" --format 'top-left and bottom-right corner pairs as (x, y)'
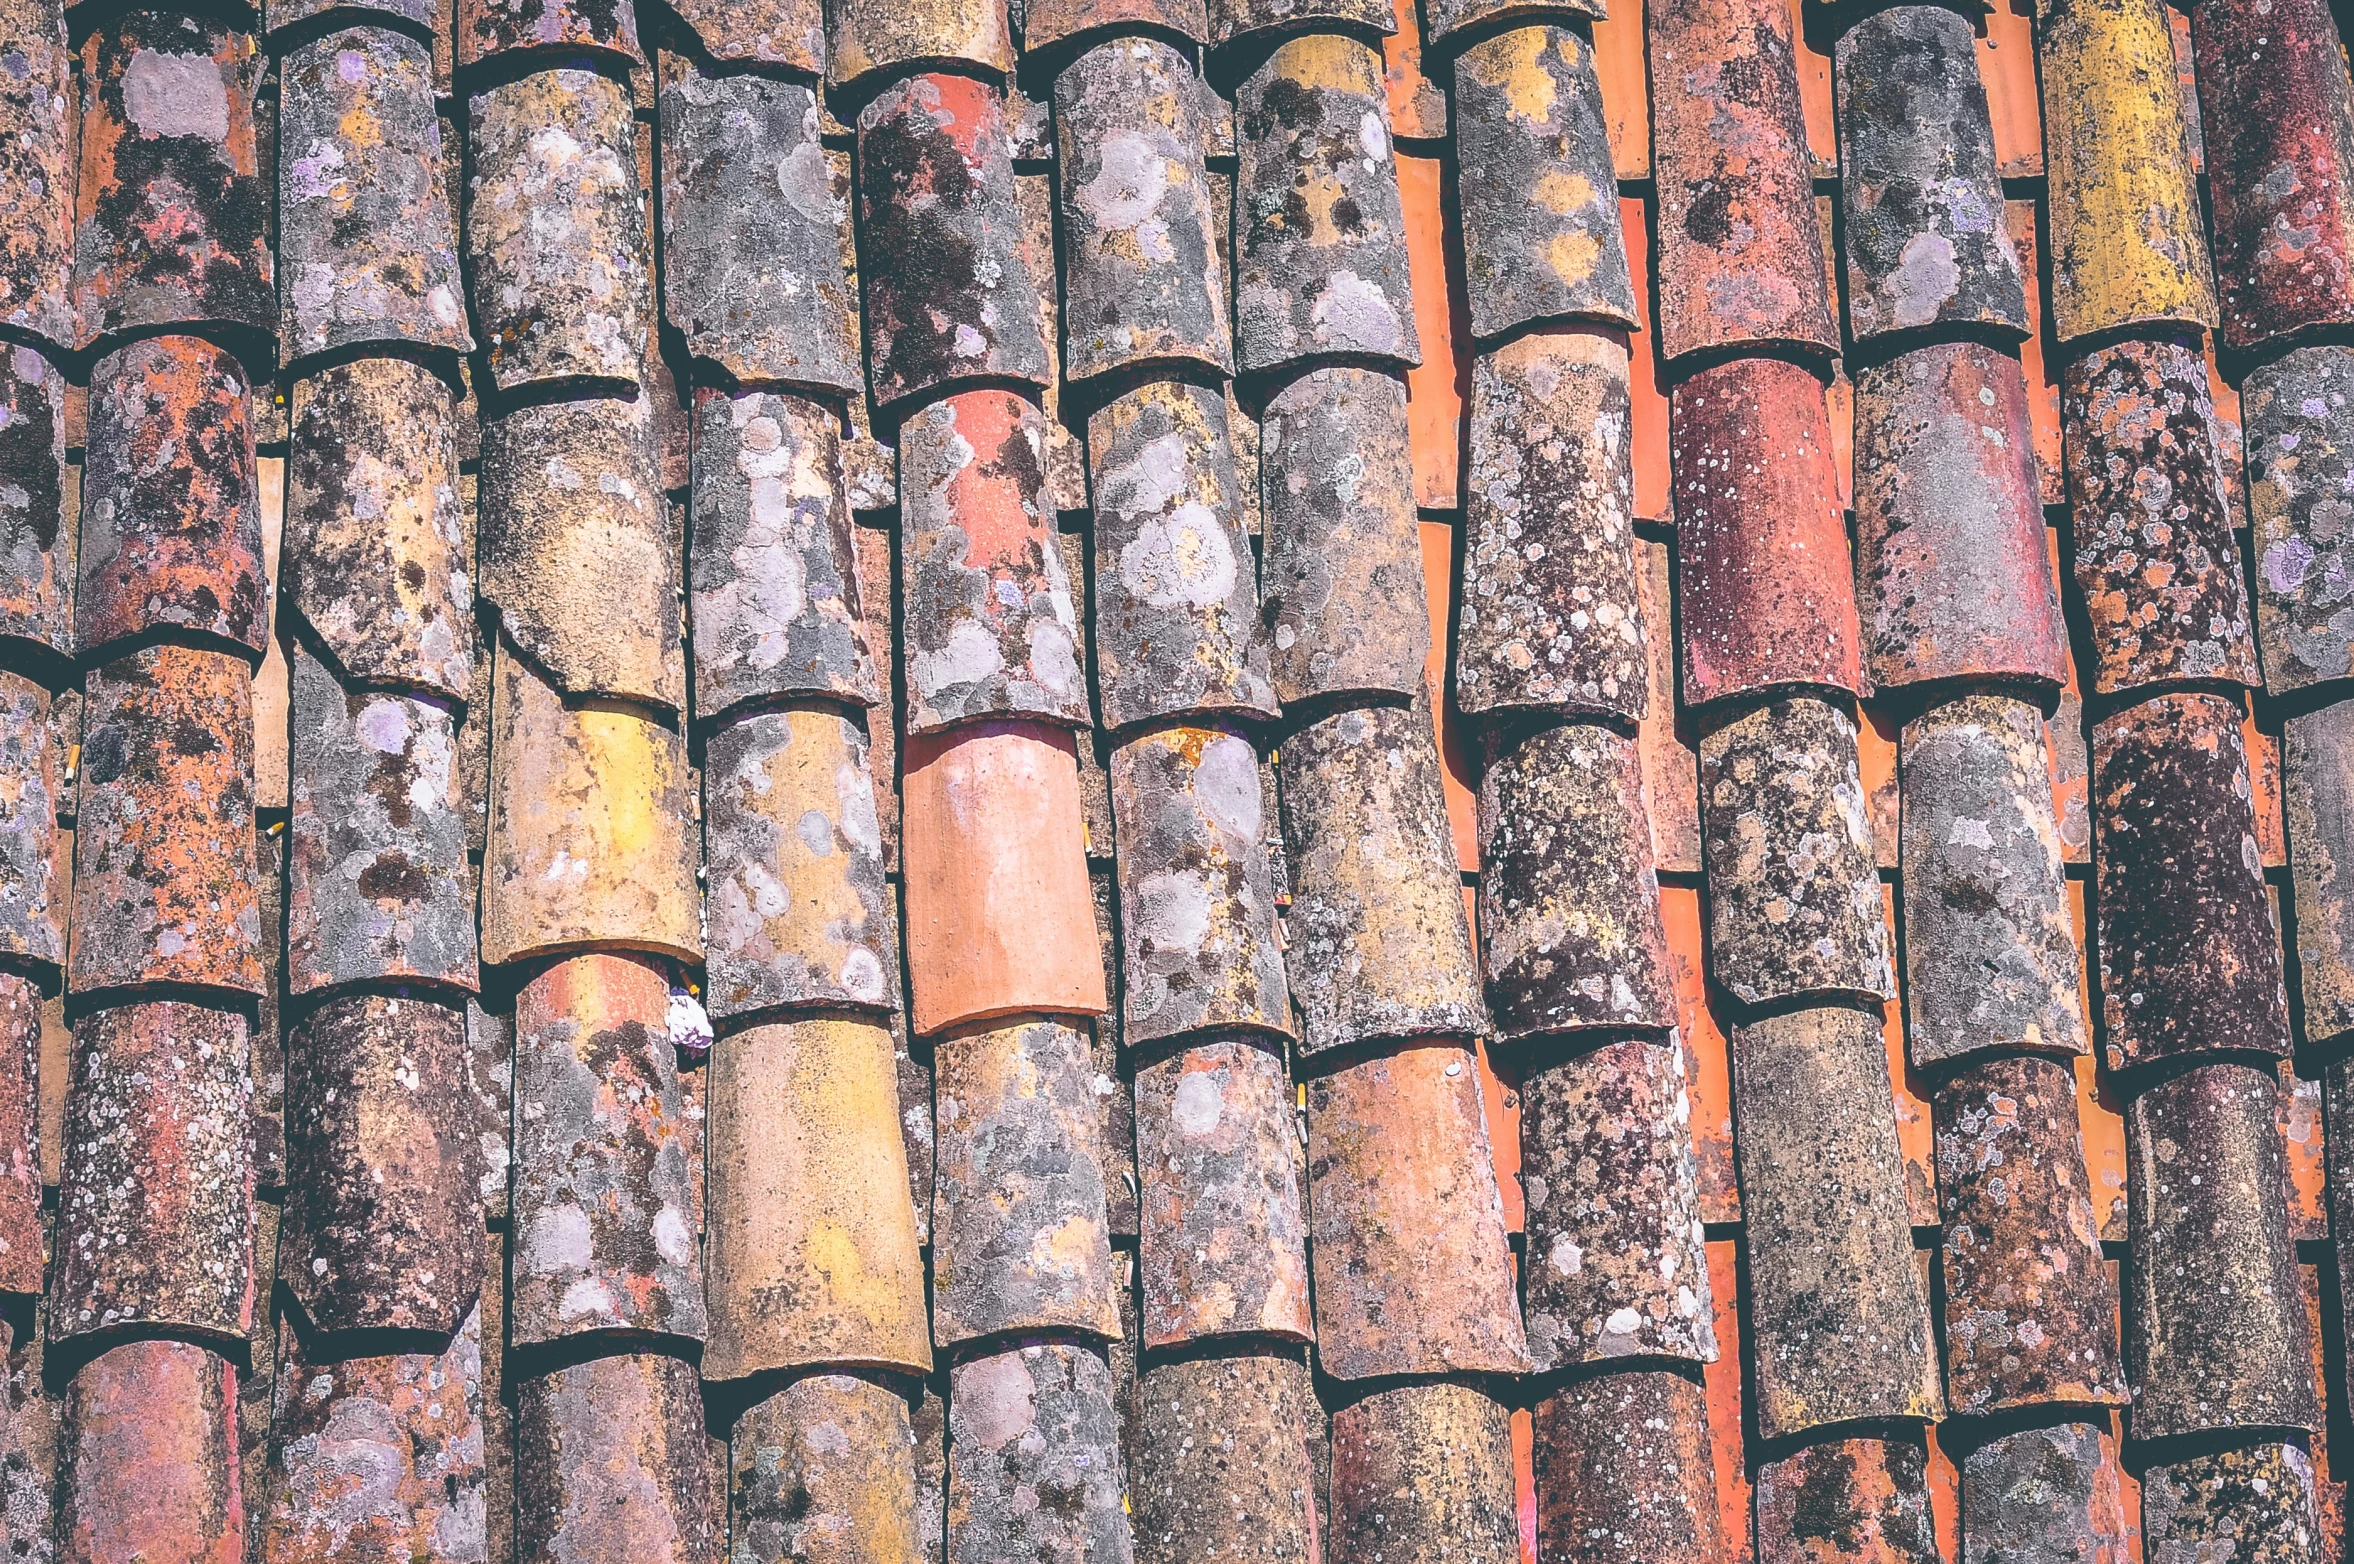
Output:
(945, 1341), (1128, 1564)
(1328, 1382), (1516, 1564)
(0, 0), (73, 350)
(730, 1374), (921, 1561)
(456, 0), (641, 68)
(0, 674), (64, 974)
(61, 1340), (244, 1564)
(1534, 1369), (1726, 1564)
(1752, 1438), (1940, 1564)
(0, 345), (70, 667)
(0, 976), (40, 1296)
(2140, 1443), (2324, 1561)
(829, 0), (1011, 93)
(1132, 1352), (1319, 1563)
(514, 1353), (715, 1564)
(1960, 1423), (2132, 1564)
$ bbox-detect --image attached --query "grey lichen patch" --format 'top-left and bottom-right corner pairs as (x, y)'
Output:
(1960, 1424), (2132, 1564)
(464, 69), (650, 393)
(1110, 725), (1291, 1046)
(2247, 344), (2354, 694)
(657, 64), (858, 398)
(287, 646), (476, 996)
(690, 388), (882, 719)
(2287, 700), (2354, 1047)
(2142, 1444), (2323, 1563)
(0, 345), (72, 660)
(479, 392), (681, 713)
(1699, 696), (1892, 1009)
(0, 673), (64, 970)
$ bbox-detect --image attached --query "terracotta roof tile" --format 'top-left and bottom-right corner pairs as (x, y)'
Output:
(0, 976), (40, 1297)
(1306, 1042), (1529, 1378)
(2246, 346), (2354, 696)
(457, 0), (640, 66)
(944, 1341), (1126, 1562)
(657, 66), (859, 398)
(1395, 152), (1465, 509)
(2191, 0), (2354, 354)
(79, 336), (266, 663)
(701, 1017), (928, 1379)
(829, 0), (1010, 93)
(1833, 8), (2026, 345)
(1134, 1038), (1312, 1348)
(61, 1339), (244, 1564)
(0, 346), (70, 666)
(2287, 701), (2354, 1047)
(1534, 1368), (1724, 1564)
(730, 1374), (920, 1560)
(1753, 1437), (1940, 1564)
(1328, 1381), (1516, 1564)
(278, 993), (483, 1338)
(0, 674), (63, 973)
(0, 0), (73, 350)
(1279, 701), (1485, 1054)
(1476, 723), (1673, 1039)
(1131, 1351), (1319, 1561)
(1259, 366), (1430, 706)
(2141, 1443), (2324, 1560)
(1898, 696), (2087, 1067)
(1206, 0), (1388, 49)
(1853, 344), (2065, 694)
(507, 953), (706, 1348)
(283, 359), (474, 701)
(1671, 358), (1862, 708)
(2037, 0), (2215, 341)
(1232, 35), (1418, 377)
(513, 1352), (714, 1564)
(1460, 329), (1647, 723)
(1647, 0), (1837, 360)
(1731, 1005), (1940, 1439)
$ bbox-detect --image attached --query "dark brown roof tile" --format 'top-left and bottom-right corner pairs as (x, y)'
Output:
(73, 15), (271, 346)
(279, 994), (483, 1339)
(78, 336), (266, 663)
(1135, 1039), (1312, 1348)
(1306, 1042), (1530, 1378)
(455, 0), (641, 69)
(1258, 366), (1430, 709)
(1959, 1422), (2132, 1564)
(0, 345), (70, 665)
(1853, 344), (2065, 694)
(1647, 0), (1838, 361)
(1477, 723), (1674, 1040)
(1460, 330), (1648, 724)
(1328, 1381), (1517, 1564)
(508, 953), (707, 1348)
(514, 1353), (715, 1564)
(1110, 724), (1290, 1046)
(0, 675), (64, 974)
(1232, 36), (1419, 377)
(855, 75), (1047, 409)
(1533, 1369), (1727, 1564)
(657, 65), (859, 398)
(2064, 339), (2257, 697)
(478, 642), (702, 969)
(2126, 1061), (2318, 1438)
(2092, 693), (2289, 1070)
(898, 389), (1088, 734)
(689, 388), (881, 719)
(478, 393), (680, 712)
(464, 70), (650, 393)
(1052, 39), (1231, 385)
(285, 649), (475, 996)
(932, 1017), (1122, 1346)
(945, 1341), (1128, 1564)
(1731, 1005), (1940, 1438)
(1454, 27), (1635, 341)
(2192, 0), (2354, 353)
(1933, 1053), (2124, 1414)
(283, 358), (475, 702)
(1700, 697), (1892, 1009)
(2140, 1443), (2324, 1561)
(70, 647), (263, 999)
(0, 0), (74, 350)
(1521, 1037), (1714, 1368)
(1834, 7), (2027, 344)
(1132, 1352), (1319, 1564)
(61, 1340), (243, 1564)
(1279, 702), (1486, 1055)
(1671, 357), (1862, 709)
(260, 1311), (486, 1563)
(730, 1373), (921, 1560)
(2246, 346), (2354, 696)
(1898, 696), (2086, 1068)
(52, 1001), (255, 1346)
(1752, 1437), (1940, 1564)
(277, 30), (469, 365)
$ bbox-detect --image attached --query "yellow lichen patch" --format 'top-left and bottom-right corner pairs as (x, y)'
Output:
(2040, 0), (2216, 339)
(1548, 228), (1603, 287)
(1459, 26), (1559, 124)
(1266, 31), (1385, 98)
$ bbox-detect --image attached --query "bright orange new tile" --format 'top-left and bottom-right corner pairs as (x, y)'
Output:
(1624, 195), (1671, 523)
(1981, 0), (2044, 178)
(1398, 154), (1465, 510)
(1664, 885), (1740, 1224)
(1705, 1239), (1756, 1563)
(1382, 0), (1446, 141)
(2245, 702), (2285, 867)
(1594, 0), (1650, 179)
(1422, 519), (1479, 872)
(1859, 704), (1900, 868)
(2007, 201), (2066, 505)
(1790, 0), (1837, 173)
(2282, 1062), (2327, 1241)
(1884, 884), (1938, 1228)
